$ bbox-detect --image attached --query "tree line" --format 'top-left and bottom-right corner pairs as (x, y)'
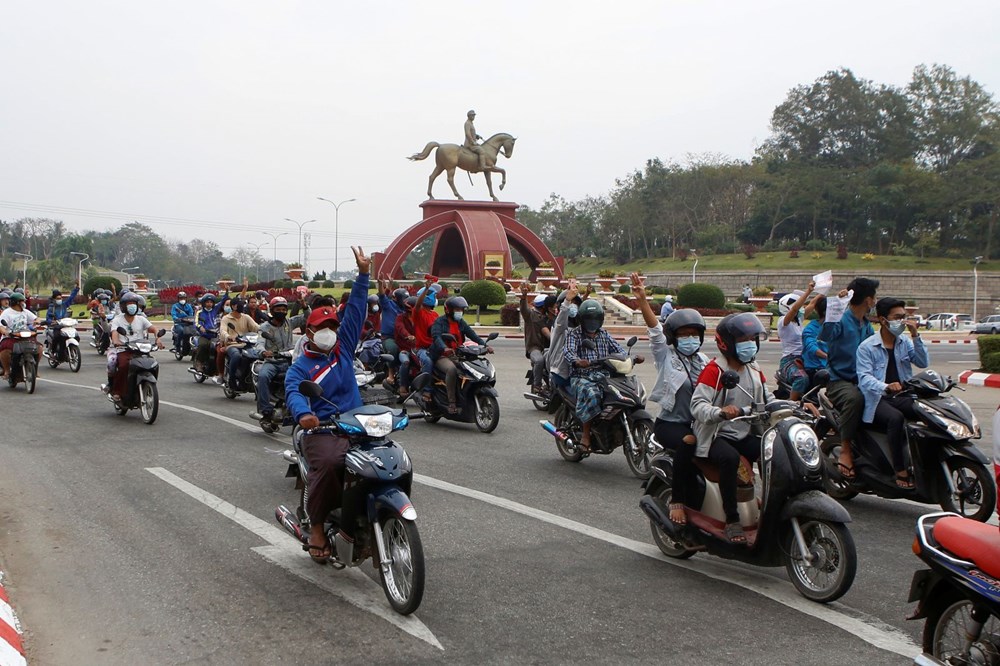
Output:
(518, 64), (999, 264)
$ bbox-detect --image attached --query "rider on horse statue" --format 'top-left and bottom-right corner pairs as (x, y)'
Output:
(464, 110), (487, 172)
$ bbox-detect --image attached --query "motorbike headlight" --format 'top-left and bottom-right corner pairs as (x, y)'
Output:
(762, 429), (776, 462)
(787, 423), (820, 469)
(921, 404), (974, 439)
(65, 329), (77, 338)
(359, 412), (393, 438)
(136, 342), (153, 353)
(466, 365), (485, 380)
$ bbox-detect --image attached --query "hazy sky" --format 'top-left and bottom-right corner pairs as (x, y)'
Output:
(3, 0), (999, 272)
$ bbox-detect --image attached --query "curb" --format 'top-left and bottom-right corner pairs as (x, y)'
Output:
(0, 572), (26, 666)
(959, 371), (1000, 389)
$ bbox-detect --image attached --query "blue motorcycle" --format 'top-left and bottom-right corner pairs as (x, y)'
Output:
(276, 380), (425, 615)
(909, 512), (1000, 664)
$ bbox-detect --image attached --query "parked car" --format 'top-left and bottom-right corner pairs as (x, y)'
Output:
(924, 312), (971, 331)
(974, 314), (1000, 335)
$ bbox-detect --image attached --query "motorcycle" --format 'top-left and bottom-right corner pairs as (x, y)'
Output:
(405, 332), (501, 433)
(250, 349), (294, 433)
(91, 312), (113, 355)
(639, 370), (857, 603)
(908, 512), (1000, 665)
(818, 369), (996, 523)
(172, 317), (196, 361)
(221, 326), (260, 400)
(106, 327), (166, 424)
(2, 323), (41, 393)
(523, 366), (551, 411)
(539, 336), (656, 479)
(187, 330), (220, 383)
(44, 317), (82, 372)
(355, 354), (397, 407)
(276, 380), (425, 615)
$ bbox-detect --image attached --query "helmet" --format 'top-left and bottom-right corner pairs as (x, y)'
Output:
(778, 292), (801, 316)
(136, 294), (147, 309)
(392, 288), (409, 305)
(13, 287), (24, 295)
(664, 309), (707, 345)
(417, 287), (437, 307)
(177, 291), (187, 299)
(367, 294), (380, 306)
(532, 294), (547, 308)
(255, 290), (269, 300)
(268, 296), (288, 308)
(577, 299), (605, 333)
(200, 293), (217, 305)
(10, 292), (25, 304)
(403, 296), (417, 310)
(664, 295), (673, 302)
(445, 296), (469, 312)
(715, 313), (766, 360)
(120, 292), (142, 306)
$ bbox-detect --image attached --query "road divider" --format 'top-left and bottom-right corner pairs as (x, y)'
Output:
(0, 572), (26, 666)
(959, 370), (1000, 388)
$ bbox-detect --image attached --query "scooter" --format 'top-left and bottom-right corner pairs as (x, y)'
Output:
(276, 380), (425, 615)
(250, 349), (294, 433)
(405, 332), (500, 433)
(2, 323), (41, 393)
(818, 369), (996, 522)
(44, 317), (82, 372)
(908, 512), (1000, 665)
(639, 370), (857, 603)
(106, 327), (166, 424)
(221, 327), (260, 400)
(539, 336), (656, 479)
(91, 312), (113, 355)
(523, 366), (551, 411)
(187, 330), (220, 383)
(172, 317), (196, 361)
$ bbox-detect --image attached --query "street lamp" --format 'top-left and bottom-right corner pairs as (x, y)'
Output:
(14, 252), (32, 290)
(70, 252), (89, 288)
(690, 249), (698, 283)
(246, 242), (267, 283)
(973, 256), (984, 324)
(317, 197), (356, 277)
(121, 266), (140, 291)
(262, 231), (291, 280)
(285, 218), (316, 269)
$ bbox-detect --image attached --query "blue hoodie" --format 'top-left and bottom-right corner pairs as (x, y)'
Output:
(171, 302), (195, 324)
(45, 286), (80, 324)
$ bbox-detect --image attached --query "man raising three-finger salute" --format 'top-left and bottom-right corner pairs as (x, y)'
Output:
(284, 246), (371, 564)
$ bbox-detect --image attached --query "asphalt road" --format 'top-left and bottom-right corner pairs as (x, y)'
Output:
(0, 337), (995, 665)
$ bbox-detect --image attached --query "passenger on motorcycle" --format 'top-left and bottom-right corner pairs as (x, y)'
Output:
(519, 283), (555, 395)
(104, 292), (163, 400)
(377, 281), (409, 387)
(659, 295), (674, 319)
(563, 299), (640, 452)
(820, 277), (879, 480)
(691, 312), (770, 544)
(0, 292), (39, 378)
(776, 280), (816, 401)
(801, 294), (828, 383)
(284, 246), (371, 562)
(856, 297), (929, 488)
(547, 281), (583, 393)
(364, 294), (381, 336)
(170, 291), (195, 353)
(631, 273), (708, 526)
(430, 296), (491, 414)
(412, 282), (442, 398)
(252, 295), (310, 421)
(393, 296), (418, 398)
(217, 297), (260, 389)
(245, 290), (270, 324)
(44, 281), (80, 355)
(194, 292), (227, 374)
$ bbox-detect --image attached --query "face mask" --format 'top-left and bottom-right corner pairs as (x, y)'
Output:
(452, 311), (464, 321)
(676, 336), (701, 357)
(125, 304), (138, 316)
(179, 300), (186, 305)
(582, 319), (600, 334)
(272, 312), (287, 323)
(372, 305), (380, 313)
(224, 306), (232, 314)
(735, 340), (757, 363)
(567, 305), (579, 318)
(55, 300), (63, 306)
(312, 328), (338, 351)
(886, 320), (906, 337)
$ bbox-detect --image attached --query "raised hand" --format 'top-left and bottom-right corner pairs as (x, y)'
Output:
(352, 246), (371, 274)
(630, 272), (646, 299)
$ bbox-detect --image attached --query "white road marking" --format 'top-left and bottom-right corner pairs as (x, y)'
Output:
(414, 474), (920, 659)
(145, 467), (442, 650)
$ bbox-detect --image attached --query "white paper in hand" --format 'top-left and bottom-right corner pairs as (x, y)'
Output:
(825, 289), (852, 323)
(813, 270), (833, 296)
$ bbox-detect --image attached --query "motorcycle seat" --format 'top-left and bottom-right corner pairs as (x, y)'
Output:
(933, 515), (1000, 580)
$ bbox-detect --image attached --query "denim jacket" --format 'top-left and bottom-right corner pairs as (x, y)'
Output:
(856, 333), (930, 423)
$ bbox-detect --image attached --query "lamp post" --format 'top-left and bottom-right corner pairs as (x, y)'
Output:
(14, 252), (32, 290)
(122, 266), (140, 291)
(285, 218), (316, 269)
(262, 231), (291, 280)
(973, 256), (984, 324)
(247, 242), (267, 283)
(690, 249), (698, 283)
(316, 197), (356, 277)
(70, 252), (89, 288)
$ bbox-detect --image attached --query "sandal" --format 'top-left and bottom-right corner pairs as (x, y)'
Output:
(668, 503), (687, 525)
(447, 403), (459, 415)
(303, 541), (330, 564)
(895, 471), (915, 489)
(725, 522), (747, 545)
(835, 462), (856, 481)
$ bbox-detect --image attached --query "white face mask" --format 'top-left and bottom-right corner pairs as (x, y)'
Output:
(312, 328), (338, 351)
(179, 300), (186, 305)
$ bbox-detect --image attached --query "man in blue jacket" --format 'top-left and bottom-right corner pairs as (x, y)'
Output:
(44, 280), (80, 357)
(285, 246), (369, 564)
(170, 291), (195, 354)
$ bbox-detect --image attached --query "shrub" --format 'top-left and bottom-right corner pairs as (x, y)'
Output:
(676, 248), (690, 261)
(837, 243), (849, 260)
(485, 260), (501, 268)
(804, 240), (830, 252)
(308, 280), (321, 288)
(789, 248), (799, 259)
(979, 336), (1000, 371)
(500, 302), (521, 326)
(598, 269), (615, 278)
(460, 280), (507, 310)
(83, 276), (123, 297)
(676, 283), (725, 309)
(322, 280), (336, 288)
(752, 286), (773, 297)
(618, 283), (632, 294)
(983, 352), (1000, 373)
(742, 243), (758, 259)
(725, 302), (754, 313)
(343, 279), (354, 289)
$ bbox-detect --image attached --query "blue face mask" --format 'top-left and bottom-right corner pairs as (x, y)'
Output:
(567, 305), (579, 319)
(886, 320), (906, 337)
(676, 336), (701, 357)
(54, 299), (63, 306)
(224, 306), (232, 314)
(735, 340), (757, 363)
(125, 304), (138, 316)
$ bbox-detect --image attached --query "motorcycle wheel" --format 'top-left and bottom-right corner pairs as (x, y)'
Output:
(783, 520), (856, 603)
(624, 419), (654, 480)
(474, 392), (500, 433)
(377, 514), (425, 616)
(940, 458), (997, 523)
(531, 397), (548, 411)
(174, 349), (184, 361)
(68, 345), (81, 373)
(139, 382), (159, 424)
(648, 484), (696, 559)
(47, 350), (59, 368)
(24, 358), (36, 394)
(193, 368), (206, 384)
(923, 593), (1000, 663)
(820, 439), (859, 500)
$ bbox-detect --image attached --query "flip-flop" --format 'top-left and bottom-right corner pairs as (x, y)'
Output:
(668, 503), (687, 525)
(725, 522), (747, 545)
(895, 472), (915, 489)
(303, 542), (330, 564)
(835, 462), (856, 480)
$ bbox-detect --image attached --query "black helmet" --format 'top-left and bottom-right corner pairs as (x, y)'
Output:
(137, 294), (147, 309)
(715, 312), (766, 360)
(664, 309), (706, 345)
(445, 296), (469, 312)
(392, 288), (409, 305)
(120, 292), (142, 306)
(200, 293), (216, 305)
(578, 299), (604, 333)
(51, 289), (62, 299)
(367, 294), (380, 306)
(177, 291), (188, 299)
(403, 296), (417, 310)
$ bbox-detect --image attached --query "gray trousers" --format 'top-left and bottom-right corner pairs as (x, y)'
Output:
(529, 348), (546, 387)
(827, 380), (864, 444)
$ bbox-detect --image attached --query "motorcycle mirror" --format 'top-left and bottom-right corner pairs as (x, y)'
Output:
(298, 380), (323, 398)
(487, 332), (499, 341)
(720, 370), (741, 390)
(116, 326), (128, 336)
(813, 369), (830, 387)
(157, 329), (167, 338)
(582, 339), (597, 351)
(260, 329), (275, 341)
(626, 336), (638, 348)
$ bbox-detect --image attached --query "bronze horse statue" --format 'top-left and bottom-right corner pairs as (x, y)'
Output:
(408, 133), (516, 202)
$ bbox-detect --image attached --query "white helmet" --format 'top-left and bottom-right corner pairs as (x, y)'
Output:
(664, 295), (673, 302)
(778, 291), (801, 316)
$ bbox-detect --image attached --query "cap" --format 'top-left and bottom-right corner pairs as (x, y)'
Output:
(307, 306), (339, 328)
(533, 294), (547, 307)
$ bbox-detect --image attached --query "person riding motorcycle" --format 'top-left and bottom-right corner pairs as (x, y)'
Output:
(546, 282), (584, 393)
(631, 273), (708, 526)
(429, 296), (491, 414)
(170, 291), (196, 354)
(104, 292), (163, 400)
(801, 294), (828, 385)
(519, 283), (555, 395)
(194, 292), (227, 374)
(377, 281), (409, 387)
(284, 246), (371, 563)
(44, 281), (80, 357)
(393, 296), (418, 399)
(856, 297), (929, 489)
(690, 312), (770, 544)
(0, 292), (40, 379)
(217, 297), (260, 389)
(412, 282), (443, 399)
(776, 281), (816, 401)
(251, 295), (310, 422)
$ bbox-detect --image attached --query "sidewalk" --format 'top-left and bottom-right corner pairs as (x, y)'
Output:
(0, 572), (26, 666)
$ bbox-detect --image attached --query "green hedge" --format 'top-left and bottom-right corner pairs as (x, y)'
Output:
(676, 283), (725, 309)
(979, 335), (1000, 372)
(83, 276), (122, 296)
(460, 280), (507, 308)
(725, 302), (754, 312)
(308, 280), (321, 288)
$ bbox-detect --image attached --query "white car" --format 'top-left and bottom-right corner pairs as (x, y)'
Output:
(924, 312), (970, 331)
(974, 314), (1000, 335)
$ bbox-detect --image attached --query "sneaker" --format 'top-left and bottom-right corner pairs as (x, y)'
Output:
(211, 376), (224, 385)
(250, 412), (264, 420)
(101, 383), (110, 393)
